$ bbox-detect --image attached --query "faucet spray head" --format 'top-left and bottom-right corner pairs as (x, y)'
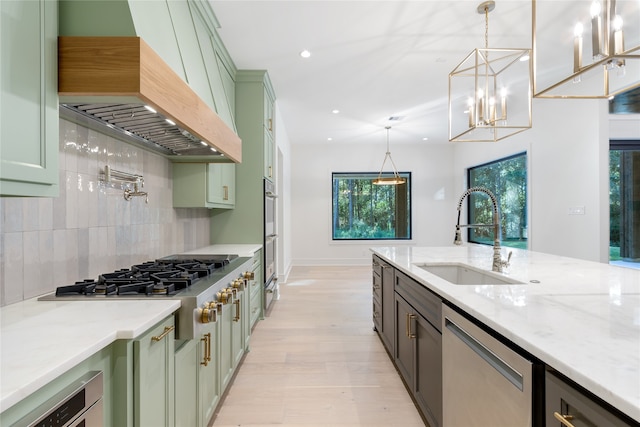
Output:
(454, 226), (462, 245)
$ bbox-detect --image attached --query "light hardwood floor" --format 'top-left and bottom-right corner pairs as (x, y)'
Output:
(210, 265), (425, 427)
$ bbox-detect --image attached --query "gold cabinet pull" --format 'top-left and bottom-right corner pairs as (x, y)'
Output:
(268, 118), (273, 132)
(406, 314), (417, 339)
(201, 332), (212, 366)
(151, 325), (174, 342)
(553, 412), (576, 427)
(223, 185), (228, 200)
(234, 299), (241, 322)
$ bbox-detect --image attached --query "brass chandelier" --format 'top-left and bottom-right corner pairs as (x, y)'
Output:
(533, 0), (639, 99)
(449, 1), (533, 142)
(372, 126), (405, 186)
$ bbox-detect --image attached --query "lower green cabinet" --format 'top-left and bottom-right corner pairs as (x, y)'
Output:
(174, 339), (198, 427)
(198, 321), (220, 426)
(134, 317), (176, 427)
(173, 163), (235, 209)
(248, 250), (263, 330)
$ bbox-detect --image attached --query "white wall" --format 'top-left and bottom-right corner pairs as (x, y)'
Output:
(274, 102), (293, 281)
(453, 98), (611, 262)
(290, 139), (455, 265)
(288, 97), (628, 266)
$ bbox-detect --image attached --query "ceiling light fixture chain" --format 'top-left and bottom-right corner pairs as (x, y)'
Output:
(372, 126), (406, 186)
(448, 0), (532, 142)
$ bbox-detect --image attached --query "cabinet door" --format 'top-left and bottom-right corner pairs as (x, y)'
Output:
(174, 339), (198, 427)
(381, 261), (394, 352)
(394, 294), (415, 387)
(134, 317), (175, 427)
(0, 0), (58, 197)
(414, 313), (443, 427)
(218, 301), (233, 390)
(207, 163), (235, 208)
(231, 289), (245, 366)
(199, 321), (220, 427)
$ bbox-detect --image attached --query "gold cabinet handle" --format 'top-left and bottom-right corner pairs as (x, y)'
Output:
(200, 332), (211, 366)
(406, 314), (417, 339)
(268, 166), (273, 178)
(151, 325), (174, 342)
(223, 185), (228, 200)
(234, 299), (241, 322)
(553, 412), (576, 427)
(268, 118), (273, 131)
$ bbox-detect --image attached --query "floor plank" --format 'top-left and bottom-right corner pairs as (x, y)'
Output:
(210, 265), (425, 427)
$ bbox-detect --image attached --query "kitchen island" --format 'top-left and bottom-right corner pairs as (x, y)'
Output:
(371, 245), (640, 424)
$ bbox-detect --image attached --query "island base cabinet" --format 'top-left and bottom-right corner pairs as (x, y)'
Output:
(545, 370), (638, 427)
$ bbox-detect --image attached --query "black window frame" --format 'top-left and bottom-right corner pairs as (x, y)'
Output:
(331, 171), (412, 241)
(466, 152), (528, 249)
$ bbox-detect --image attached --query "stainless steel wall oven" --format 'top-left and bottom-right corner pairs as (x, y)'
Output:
(264, 179), (278, 311)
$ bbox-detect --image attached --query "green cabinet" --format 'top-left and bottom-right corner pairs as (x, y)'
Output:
(173, 163), (235, 209)
(174, 339), (198, 427)
(248, 250), (263, 330)
(263, 88), (275, 180)
(210, 71), (276, 246)
(0, 0), (59, 197)
(198, 320), (220, 426)
(134, 317), (176, 427)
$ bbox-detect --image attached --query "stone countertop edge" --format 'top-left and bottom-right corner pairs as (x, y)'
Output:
(370, 245), (640, 423)
(0, 299), (180, 412)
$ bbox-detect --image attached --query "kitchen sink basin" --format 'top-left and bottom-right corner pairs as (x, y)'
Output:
(415, 263), (524, 285)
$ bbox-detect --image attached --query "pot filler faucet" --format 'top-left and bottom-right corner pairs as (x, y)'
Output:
(454, 186), (511, 273)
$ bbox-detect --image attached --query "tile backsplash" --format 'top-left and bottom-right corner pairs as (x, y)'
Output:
(0, 119), (212, 306)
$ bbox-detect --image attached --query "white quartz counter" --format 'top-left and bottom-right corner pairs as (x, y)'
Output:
(371, 245), (640, 422)
(180, 243), (262, 258)
(0, 298), (180, 412)
(0, 244), (260, 413)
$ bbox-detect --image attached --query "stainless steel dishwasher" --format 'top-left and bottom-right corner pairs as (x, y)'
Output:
(443, 305), (536, 426)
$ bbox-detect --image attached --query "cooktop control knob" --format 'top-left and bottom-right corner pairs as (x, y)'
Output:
(232, 278), (243, 289)
(199, 305), (216, 323)
(216, 290), (230, 304)
(243, 271), (255, 280)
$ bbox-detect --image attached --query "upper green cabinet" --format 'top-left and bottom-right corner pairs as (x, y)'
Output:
(0, 0), (59, 197)
(173, 162), (236, 209)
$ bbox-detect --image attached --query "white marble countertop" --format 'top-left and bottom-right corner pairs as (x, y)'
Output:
(0, 244), (261, 413)
(371, 245), (640, 422)
(0, 298), (180, 412)
(180, 243), (262, 258)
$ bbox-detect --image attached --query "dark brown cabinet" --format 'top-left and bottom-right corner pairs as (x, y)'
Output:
(372, 256), (394, 353)
(393, 270), (442, 427)
(546, 370), (637, 427)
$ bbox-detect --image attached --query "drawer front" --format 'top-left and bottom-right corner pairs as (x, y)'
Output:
(372, 272), (382, 301)
(546, 371), (635, 427)
(372, 297), (382, 330)
(395, 270), (441, 332)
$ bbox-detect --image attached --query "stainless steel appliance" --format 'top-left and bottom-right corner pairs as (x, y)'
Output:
(12, 371), (103, 427)
(39, 255), (253, 340)
(443, 304), (541, 426)
(264, 179), (278, 311)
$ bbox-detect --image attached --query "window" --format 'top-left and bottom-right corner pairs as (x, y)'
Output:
(467, 153), (527, 249)
(610, 140), (640, 268)
(332, 172), (411, 240)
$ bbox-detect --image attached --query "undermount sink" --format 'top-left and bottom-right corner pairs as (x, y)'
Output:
(415, 263), (524, 285)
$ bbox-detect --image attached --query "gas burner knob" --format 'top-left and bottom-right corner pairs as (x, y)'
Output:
(243, 271), (255, 280)
(216, 290), (230, 304)
(199, 305), (216, 323)
(228, 286), (238, 297)
(232, 278), (243, 289)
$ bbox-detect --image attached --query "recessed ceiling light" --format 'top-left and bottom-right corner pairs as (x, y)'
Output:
(300, 50), (311, 58)
(423, 137), (429, 141)
(332, 109), (340, 114)
(327, 137), (333, 141)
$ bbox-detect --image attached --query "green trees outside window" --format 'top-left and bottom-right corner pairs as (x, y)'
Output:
(332, 172), (411, 240)
(610, 140), (640, 264)
(467, 153), (528, 249)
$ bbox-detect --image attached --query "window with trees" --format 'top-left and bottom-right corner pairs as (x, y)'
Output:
(467, 153), (527, 249)
(332, 172), (411, 240)
(610, 140), (640, 267)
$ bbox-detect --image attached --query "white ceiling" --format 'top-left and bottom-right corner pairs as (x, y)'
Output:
(210, 0), (534, 146)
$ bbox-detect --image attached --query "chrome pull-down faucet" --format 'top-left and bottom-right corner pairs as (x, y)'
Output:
(454, 186), (510, 273)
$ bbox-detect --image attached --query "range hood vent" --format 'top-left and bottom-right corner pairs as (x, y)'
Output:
(58, 37), (241, 162)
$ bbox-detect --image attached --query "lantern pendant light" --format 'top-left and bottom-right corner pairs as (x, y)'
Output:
(372, 126), (406, 186)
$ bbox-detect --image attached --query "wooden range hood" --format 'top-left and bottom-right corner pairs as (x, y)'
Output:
(58, 36), (241, 162)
